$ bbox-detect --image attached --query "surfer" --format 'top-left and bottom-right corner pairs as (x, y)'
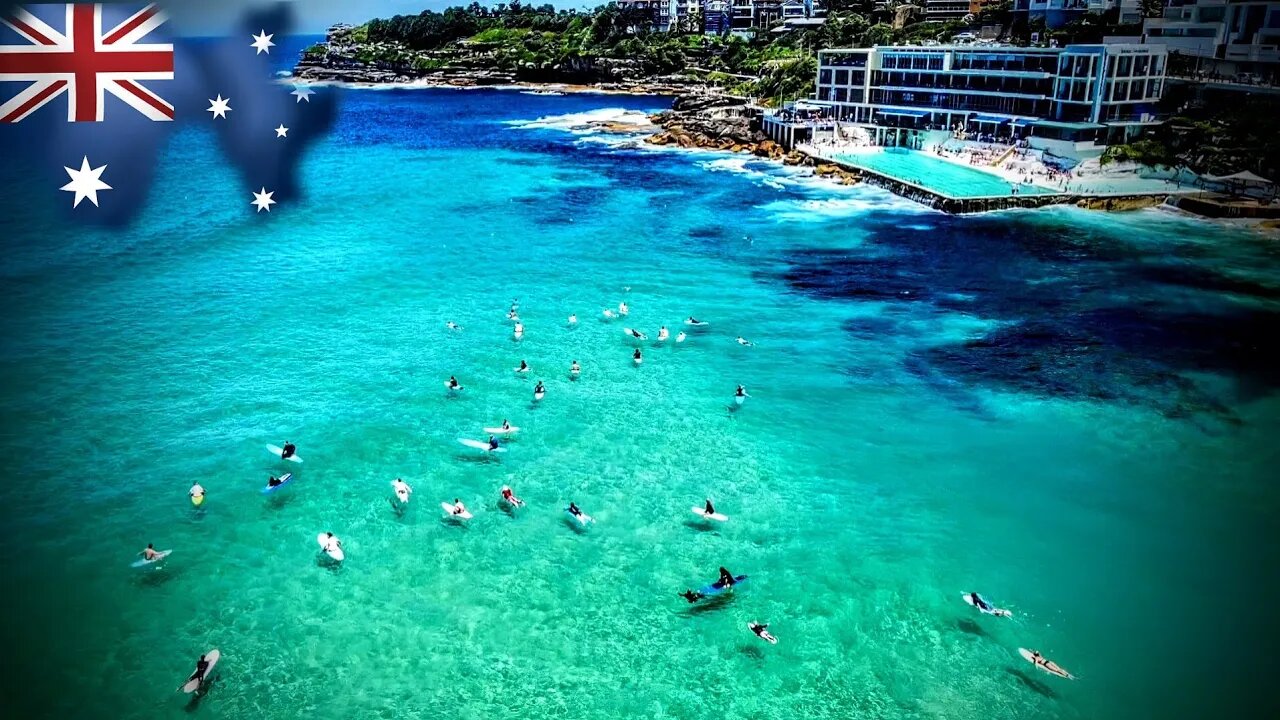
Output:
(448, 376), (460, 390)
(735, 337), (753, 347)
(446, 321), (461, 331)
(967, 592), (1011, 617)
(570, 360), (580, 374)
(189, 482), (205, 500)
(1028, 650), (1070, 677)
(568, 314), (577, 324)
(280, 441), (296, 459)
(618, 301), (629, 315)
(679, 589), (705, 604)
(514, 322), (524, 335)
(187, 654), (211, 687)
(393, 478), (412, 495)
(567, 502), (583, 518)
(676, 332), (686, 343)
(629, 328), (643, 339)
(657, 326), (669, 341)
(704, 499), (716, 515)
(140, 543), (161, 561)
(501, 485), (523, 506)
(534, 381), (545, 397)
(487, 435), (499, 451)
(267, 475), (284, 488)
(451, 499), (467, 516)
(687, 316), (702, 325)
(749, 623), (776, 643)
(501, 419), (511, 431)
(716, 566), (737, 588)
(735, 385), (747, 399)
(517, 360), (529, 373)
(633, 348), (642, 362)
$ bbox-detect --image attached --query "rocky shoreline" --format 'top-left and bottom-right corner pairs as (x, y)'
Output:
(643, 92), (862, 186)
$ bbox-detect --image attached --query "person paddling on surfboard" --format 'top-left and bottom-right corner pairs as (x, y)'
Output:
(268, 475), (284, 488)
(446, 321), (462, 331)
(280, 441), (296, 459)
(487, 436), (500, 451)
(189, 482), (205, 501)
(501, 419), (511, 431)
(735, 336), (753, 347)
(1028, 650), (1070, 677)
(451, 499), (467, 516)
(967, 592), (1011, 617)
(534, 381), (545, 397)
(680, 589), (705, 603)
(518, 360), (529, 373)
(567, 502), (584, 518)
(749, 622), (777, 643)
(633, 348), (642, 362)
(501, 485), (524, 506)
(735, 385), (748, 398)
(568, 314), (577, 325)
(448, 376), (460, 390)
(393, 478), (413, 495)
(704, 499), (716, 515)
(140, 543), (161, 561)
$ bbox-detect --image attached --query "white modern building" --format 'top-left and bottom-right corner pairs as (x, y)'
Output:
(1140, 0), (1280, 80)
(1013, 0), (1142, 27)
(765, 43), (1168, 156)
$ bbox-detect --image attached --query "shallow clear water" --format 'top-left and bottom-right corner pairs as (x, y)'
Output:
(832, 148), (1056, 198)
(2, 72), (1279, 720)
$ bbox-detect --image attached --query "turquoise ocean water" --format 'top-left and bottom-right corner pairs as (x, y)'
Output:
(2, 56), (1279, 720)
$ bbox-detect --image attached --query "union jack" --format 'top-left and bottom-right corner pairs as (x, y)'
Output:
(0, 3), (173, 123)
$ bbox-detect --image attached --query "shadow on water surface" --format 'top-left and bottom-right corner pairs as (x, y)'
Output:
(774, 212), (1280, 422)
(1006, 667), (1058, 699)
(955, 618), (988, 638)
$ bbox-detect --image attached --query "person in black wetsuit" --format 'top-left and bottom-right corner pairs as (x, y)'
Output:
(488, 435), (499, 451)
(680, 590), (705, 603)
(268, 475), (283, 488)
(969, 592), (992, 612)
(188, 654), (210, 686)
(567, 502), (582, 517)
(717, 566), (736, 588)
(281, 441), (295, 459)
(704, 499), (716, 515)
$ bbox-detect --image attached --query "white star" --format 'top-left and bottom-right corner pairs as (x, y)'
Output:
(290, 84), (314, 103)
(250, 30), (275, 55)
(251, 187), (276, 213)
(60, 156), (112, 208)
(207, 94), (231, 119)
(274, 124), (289, 138)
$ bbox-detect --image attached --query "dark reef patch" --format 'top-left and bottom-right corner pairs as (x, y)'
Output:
(773, 212), (1280, 421)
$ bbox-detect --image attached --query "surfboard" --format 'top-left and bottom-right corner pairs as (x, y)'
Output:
(261, 472), (293, 494)
(623, 328), (647, 340)
(316, 534), (344, 561)
(191, 494), (204, 507)
(459, 438), (506, 453)
(441, 502), (473, 520)
(1019, 648), (1074, 679)
(266, 444), (302, 463)
(178, 649), (220, 693)
(392, 481), (411, 504)
(132, 550), (173, 568)
(684, 319), (709, 327)
(748, 623), (778, 645)
(483, 426), (519, 435)
(691, 507), (728, 522)
(699, 575), (748, 596)
(734, 394), (747, 405)
(565, 508), (593, 525)
(675, 333), (686, 343)
(514, 366), (530, 373)
(444, 382), (463, 391)
(633, 357), (643, 365)
(533, 391), (545, 401)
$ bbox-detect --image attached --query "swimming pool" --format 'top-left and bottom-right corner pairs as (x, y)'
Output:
(830, 148), (1058, 199)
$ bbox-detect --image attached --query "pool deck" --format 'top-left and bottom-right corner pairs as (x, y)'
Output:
(807, 148), (1177, 215)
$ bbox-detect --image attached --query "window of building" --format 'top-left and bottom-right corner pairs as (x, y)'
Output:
(835, 88), (848, 102)
(1117, 56), (1132, 76)
(819, 69), (832, 85)
(835, 69), (849, 85)
(1134, 56), (1148, 76)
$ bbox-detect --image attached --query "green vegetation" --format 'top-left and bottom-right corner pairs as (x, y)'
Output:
(1102, 99), (1280, 180)
(317, 3), (1023, 103)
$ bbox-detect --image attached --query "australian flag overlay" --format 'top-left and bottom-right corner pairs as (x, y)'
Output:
(0, 1), (336, 226)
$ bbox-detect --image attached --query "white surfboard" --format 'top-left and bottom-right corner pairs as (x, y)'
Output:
(266, 444), (303, 463)
(132, 549), (173, 568)
(316, 533), (344, 561)
(483, 425), (519, 435)
(533, 391), (545, 401)
(459, 438), (506, 453)
(514, 366), (530, 374)
(747, 623), (777, 645)
(691, 507), (728, 522)
(623, 328), (647, 340)
(444, 381), (463, 391)
(734, 394), (747, 405)
(392, 481), (411, 504)
(178, 649), (220, 693)
(441, 502), (473, 520)
(565, 508), (593, 525)
(602, 309), (616, 319)
(1019, 648), (1074, 679)
(676, 332), (686, 343)
(568, 315), (577, 325)
(633, 357), (643, 365)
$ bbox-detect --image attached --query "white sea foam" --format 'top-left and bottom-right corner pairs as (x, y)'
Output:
(505, 108), (659, 134)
